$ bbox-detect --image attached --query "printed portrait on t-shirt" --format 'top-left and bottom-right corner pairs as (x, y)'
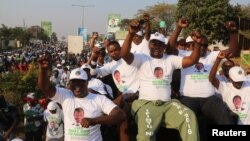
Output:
(48, 120), (59, 136)
(232, 95), (244, 112)
(113, 70), (128, 93)
(50, 120), (56, 128)
(194, 62), (207, 72)
(72, 107), (85, 127)
(114, 70), (121, 84)
(154, 67), (164, 79)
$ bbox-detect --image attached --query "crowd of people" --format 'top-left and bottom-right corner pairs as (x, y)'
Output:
(1, 13), (250, 141)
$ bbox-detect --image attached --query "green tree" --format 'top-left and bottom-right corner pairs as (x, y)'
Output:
(51, 32), (58, 43)
(28, 25), (49, 43)
(0, 24), (11, 47)
(118, 19), (131, 31)
(176, 0), (243, 44)
(241, 4), (250, 18)
(21, 30), (33, 46)
(11, 27), (33, 46)
(135, 2), (176, 35)
(37, 29), (50, 43)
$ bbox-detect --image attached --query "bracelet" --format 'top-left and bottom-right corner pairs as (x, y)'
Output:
(91, 60), (97, 65)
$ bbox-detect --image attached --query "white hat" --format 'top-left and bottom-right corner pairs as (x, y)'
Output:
(95, 42), (104, 48)
(61, 60), (66, 64)
(24, 92), (36, 101)
(186, 36), (194, 43)
(81, 64), (91, 70)
(57, 64), (62, 67)
(11, 138), (23, 141)
(229, 66), (247, 82)
(88, 85), (107, 95)
(70, 68), (88, 80)
(47, 101), (57, 111)
(136, 31), (143, 36)
(150, 32), (165, 43)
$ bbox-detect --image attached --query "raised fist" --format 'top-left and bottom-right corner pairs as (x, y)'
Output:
(225, 21), (237, 32)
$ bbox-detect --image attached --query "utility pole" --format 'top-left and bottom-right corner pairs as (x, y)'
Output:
(72, 4), (95, 28)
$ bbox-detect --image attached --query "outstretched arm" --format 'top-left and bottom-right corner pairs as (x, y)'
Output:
(89, 32), (99, 50)
(224, 21), (238, 57)
(209, 51), (230, 89)
(167, 18), (189, 55)
(182, 36), (202, 68)
(143, 13), (151, 41)
(120, 20), (141, 64)
(38, 53), (56, 98)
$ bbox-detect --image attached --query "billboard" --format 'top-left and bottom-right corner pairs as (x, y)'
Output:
(107, 14), (121, 33)
(41, 21), (52, 38)
(68, 35), (83, 54)
(78, 27), (88, 42)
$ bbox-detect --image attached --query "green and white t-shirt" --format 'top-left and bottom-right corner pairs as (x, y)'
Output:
(131, 53), (183, 101)
(218, 81), (250, 125)
(51, 87), (117, 141)
(179, 51), (220, 97)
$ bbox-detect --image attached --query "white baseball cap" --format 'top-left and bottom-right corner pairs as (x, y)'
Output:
(47, 101), (57, 111)
(70, 68), (88, 81)
(81, 64), (91, 70)
(88, 85), (107, 95)
(229, 66), (247, 82)
(150, 32), (165, 43)
(136, 31), (143, 36)
(24, 92), (36, 101)
(57, 64), (62, 67)
(186, 36), (194, 43)
(11, 138), (23, 141)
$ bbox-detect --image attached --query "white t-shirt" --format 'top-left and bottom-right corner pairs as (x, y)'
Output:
(44, 107), (64, 138)
(247, 74), (250, 80)
(218, 81), (250, 125)
(131, 54), (183, 101)
(51, 87), (117, 141)
(95, 58), (140, 94)
(217, 75), (230, 83)
(131, 39), (150, 55)
(179, 51), (220, 97)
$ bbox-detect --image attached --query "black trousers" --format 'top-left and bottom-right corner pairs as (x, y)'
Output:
(179, 95), (235, 141)
(179, 95), (234, 124)
(25, 127), (43, 141)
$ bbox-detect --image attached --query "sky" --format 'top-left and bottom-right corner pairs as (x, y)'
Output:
(0, 0), (249, 39)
